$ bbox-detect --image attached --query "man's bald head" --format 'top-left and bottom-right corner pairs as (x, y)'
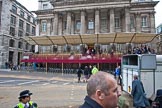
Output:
(87, 71), (115, 96)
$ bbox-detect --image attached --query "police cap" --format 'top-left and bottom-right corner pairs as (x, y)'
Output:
(19, 90), (32, 99)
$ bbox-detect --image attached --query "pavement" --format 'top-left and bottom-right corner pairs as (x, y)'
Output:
(0, 69), (87, 108)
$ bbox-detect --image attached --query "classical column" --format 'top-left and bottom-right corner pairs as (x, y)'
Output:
(16, 17), (19, 37)
(36, 19), (40, 36)
(110, 8), (115, 33)
(95, 9), (100, 34)
(66, 12), (72, 34)
(136, 13), (141, 33)
(71, 14), (75, 34)
(58, 15), (63, 35)
(125, 8), (130, 32)
(53, 12), (58, 35)
(47, 19), (51, 35)
(150, 12), (155, 33)
(80, 10), (86, 34)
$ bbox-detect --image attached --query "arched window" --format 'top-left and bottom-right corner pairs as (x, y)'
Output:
(9, 39), (15, 47)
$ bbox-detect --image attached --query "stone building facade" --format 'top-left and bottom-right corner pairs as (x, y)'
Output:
(0, 0), (36, 68)
(156, 23), (162, 53)
(35, 0), (158, 54)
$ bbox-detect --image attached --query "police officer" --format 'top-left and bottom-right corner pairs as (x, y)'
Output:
(14, 90), (37, 108)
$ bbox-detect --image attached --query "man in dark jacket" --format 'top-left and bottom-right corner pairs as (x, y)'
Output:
(131, 75), (150, 108)
(80, 71), (121, 108)
(77, 67), (82, 83)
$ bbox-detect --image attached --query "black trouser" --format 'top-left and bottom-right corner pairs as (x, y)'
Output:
(78, 76), (81, 82)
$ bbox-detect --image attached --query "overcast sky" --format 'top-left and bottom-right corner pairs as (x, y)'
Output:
(17, 0), (162, 27)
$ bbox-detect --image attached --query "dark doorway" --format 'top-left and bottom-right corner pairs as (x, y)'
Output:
(9, 51), (14, 63)
(18, 52), (22, 65)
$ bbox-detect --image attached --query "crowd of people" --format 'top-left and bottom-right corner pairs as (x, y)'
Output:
(77, 65), (98, 83)
(127, 45), (155, 54)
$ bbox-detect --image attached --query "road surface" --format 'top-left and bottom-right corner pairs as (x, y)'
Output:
(0, 70), (86, 108)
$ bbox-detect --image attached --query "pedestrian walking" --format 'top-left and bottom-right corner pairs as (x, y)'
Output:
(88, 65), (92, 78)
(114, 65), (121, 85)
(131, 75), (150, 108)
(14, 90), (37, 108)
(77, 67), (82, 83)
(83, 66), (89, 82)
(80, 71), (121, 108)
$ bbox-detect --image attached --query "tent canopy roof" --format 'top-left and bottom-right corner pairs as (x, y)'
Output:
(22, 33), (159, 46)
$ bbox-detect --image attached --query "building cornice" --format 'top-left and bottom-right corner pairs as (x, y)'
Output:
(130, 7), (155, 14)
(131, 1), (159, 8)
(37, 15), (54, 20)
(33, 9), (53, 15)
(53, 1), (130, 12)
(50, 0), (130, 7)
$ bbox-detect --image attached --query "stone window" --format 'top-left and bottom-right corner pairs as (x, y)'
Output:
(9, 39), (15, 47)
(101, 19), (107, 27)
(130, 16), (135, 28)
(20, 10), (24, 18)
(141, 16), (148, 27)
(31, 45), (35, 53)
(18, 42), (23, 49)
(27, 15), (31, 22)
(26, 43), (29, 50)
(19, 19), (24, 29)
(115, 17), (120, 28)
(43, 4), (48, 9)
(32, 18), (35, 24)
(100, 18), (107, 33)
(76, 20), (81, 30)
(42, 21), (47, 32)
(18, 30), (23, 37)
(88, 19), (94, 30)
(26, 23), (30, 33)
(12, 5), (17, 14)
(32, 26), (35, 35)
(10, 27), (15, 36)
(10, 15), (16, 26)
(160, 27), (162, 33)
(64, 21), (67, 30)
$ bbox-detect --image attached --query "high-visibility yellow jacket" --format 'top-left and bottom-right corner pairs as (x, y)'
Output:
(14, 101), (37, 108)
(91, 67), (98, 74)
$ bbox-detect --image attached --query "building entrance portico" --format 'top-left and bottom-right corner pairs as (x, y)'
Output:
(51, 7), (131, 36)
